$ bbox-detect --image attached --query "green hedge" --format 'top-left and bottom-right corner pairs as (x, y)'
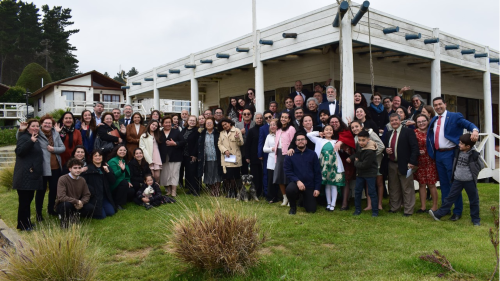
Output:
(0, 128), (17, 147)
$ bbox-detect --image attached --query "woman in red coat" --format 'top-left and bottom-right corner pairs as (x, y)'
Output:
(57, 112), (83, 166)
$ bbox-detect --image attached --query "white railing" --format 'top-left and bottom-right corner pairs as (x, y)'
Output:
(65, 101), (148, 117)
(475, 132), (499, 181)
(0, 103), (34, 119)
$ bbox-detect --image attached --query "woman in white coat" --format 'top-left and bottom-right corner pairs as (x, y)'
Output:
(307, 125), (345, 212)
(139, 119), (161, 183)
(263, 119), (279, 203)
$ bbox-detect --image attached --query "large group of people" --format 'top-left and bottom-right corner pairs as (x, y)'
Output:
(12, 82), (484, 231)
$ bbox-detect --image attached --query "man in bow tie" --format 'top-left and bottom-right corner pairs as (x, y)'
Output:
(318, 86), (341, 118)
(119, 104), (133, 127)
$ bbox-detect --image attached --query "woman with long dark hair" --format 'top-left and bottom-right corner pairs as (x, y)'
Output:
(218, 118), (244, 198)
(57, 111), (83, 166)
(128, 147), (150, 193)
(354, 107), (379, 133)
(107, 144), (135, 209)
(96, 112), (126, 158)
(354, 92), (368, 110)
(368, 92), (389, 135)
(139, 119), (162, 183)
(274, 111), (296, 206)
(13, 119), (43, 230)
(244, 88), (256, 114)
(227, 97), (239, 123)
(126, 112), (146, 161)
(81, 149), (116, 219)
(79, 109), (96, 153)
(181, 115), (201, 195)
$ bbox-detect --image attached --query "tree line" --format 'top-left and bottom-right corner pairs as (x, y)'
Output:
(0, 0), (79, 85)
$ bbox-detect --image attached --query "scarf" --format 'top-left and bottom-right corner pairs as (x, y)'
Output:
(370, 102), (384, 114)
(60, 125), (75, 149)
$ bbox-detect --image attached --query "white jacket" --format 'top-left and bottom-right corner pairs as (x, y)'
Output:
(139, 133), (155, 164)
(262, 134), (276, 170)
(306, 131), (344, 173)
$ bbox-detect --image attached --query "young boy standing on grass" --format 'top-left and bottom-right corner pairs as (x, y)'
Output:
(429, 133), (484, 226)
(347, 130), (379, 217)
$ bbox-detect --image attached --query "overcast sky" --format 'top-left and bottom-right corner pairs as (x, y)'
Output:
(31, 0), (499, 76)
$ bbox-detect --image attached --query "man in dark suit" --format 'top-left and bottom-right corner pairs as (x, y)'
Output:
(318, 86), (341, 118)
(426, 97), (479, 221)
(268, 101), (278, 119)
(92, 102), (105, 124)
(258, 110), (273, 197)
(235, 109), (255, 174)
(384, 113), (419, 216)
(245, 112), (264, 196)
(119, 104), (133, 127)
(288, 80), (311, 101)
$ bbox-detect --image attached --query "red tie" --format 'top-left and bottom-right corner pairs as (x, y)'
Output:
(390, 130), (397, 161)
(434, 116), (442, 150)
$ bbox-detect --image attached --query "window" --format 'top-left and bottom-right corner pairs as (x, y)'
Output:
(457, 97), (480, 130)
(102, 94), (120, 103)
(38, 98), (42, 111)
(173, 101), (190, 112)
(62, 91), (85, 101)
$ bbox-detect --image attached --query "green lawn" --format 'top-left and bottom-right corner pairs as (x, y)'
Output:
(0, 183), (498, 280)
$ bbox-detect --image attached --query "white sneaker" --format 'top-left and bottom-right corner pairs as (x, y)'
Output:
(330, 206), (335, 211)
(281, 195), (289, 206)
(326, 205), (331, 211)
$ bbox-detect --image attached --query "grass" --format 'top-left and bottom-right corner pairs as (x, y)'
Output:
(0, 183), (498, 280)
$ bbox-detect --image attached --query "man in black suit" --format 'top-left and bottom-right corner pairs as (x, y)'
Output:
(119, 104), (133, 126)
(92, 102), (105, 124)
(268, 101), (278, 119)
(289, 80), (311, 101)
(318, 86), (341, 118)
(384, 113), (419, 216)
(245, 112), (264, 197)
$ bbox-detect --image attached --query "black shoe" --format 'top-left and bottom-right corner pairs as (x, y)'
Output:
(117, 205), (125, 210)
(288, 208), (297, 215)
(372, 212), (379, 217)
(388, 210), (397, 213)
(340, 206), (349, 211)
(416, 209), (427, 214)
(473, 222), (480, 226)
(352, 210), (361, 216)
(403, 213), (412, 217)
(450, 214), (462, 221)
(36, 214), (44, 222)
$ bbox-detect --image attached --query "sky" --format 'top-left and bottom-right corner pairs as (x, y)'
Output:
(30, 0), (500, 76)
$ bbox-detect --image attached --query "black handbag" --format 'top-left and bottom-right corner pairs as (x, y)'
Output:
(94, 134), (114, 153)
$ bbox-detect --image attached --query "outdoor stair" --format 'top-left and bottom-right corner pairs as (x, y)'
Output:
(0, 146), (15, 170)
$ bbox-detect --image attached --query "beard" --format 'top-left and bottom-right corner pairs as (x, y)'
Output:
(327, 96), (336, 102)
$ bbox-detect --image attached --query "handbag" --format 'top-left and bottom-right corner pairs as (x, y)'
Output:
(94, 134), (114, 154)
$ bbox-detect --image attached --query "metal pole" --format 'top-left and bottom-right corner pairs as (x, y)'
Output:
(26, 89), (30, 117)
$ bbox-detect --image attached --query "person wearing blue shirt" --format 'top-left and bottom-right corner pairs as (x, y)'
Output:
(426, 97), (480, 222)
(284, 132), (322, 215)
(258, 110), (273, 197)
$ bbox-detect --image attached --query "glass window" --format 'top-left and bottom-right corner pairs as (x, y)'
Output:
(38, 98), (42, 111)
(62, 91), (85, 101)
(102, 94), (120, 103)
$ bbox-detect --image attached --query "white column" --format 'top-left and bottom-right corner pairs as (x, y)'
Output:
(340, 11), (354, 124)
(153, 68), (160, 110)
(255, 31), (265, 113)
(126, 81), (132, 104)
(190, 53), (199, 115)
(431, 28), (441, 100)
(483, 46), (494, 170)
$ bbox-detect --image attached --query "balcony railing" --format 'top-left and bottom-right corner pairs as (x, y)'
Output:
(0, 103), (33, 119)
(65, 101), (148, 117)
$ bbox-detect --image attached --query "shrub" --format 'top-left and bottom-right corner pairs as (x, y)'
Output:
(0, 165), (14, 191)
(0, 86), (26, 103)
(47, 108), (67, 122)
(0, 223), (99, 281)
(16, 63), (52, 92)
(169, 202), (265, 275)
(0, 128), (17, 147)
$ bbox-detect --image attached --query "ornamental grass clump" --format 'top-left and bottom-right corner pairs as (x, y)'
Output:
(0, 165), (14, 191)
(0, 223), (98, 281)
(169, 201), (265, 275)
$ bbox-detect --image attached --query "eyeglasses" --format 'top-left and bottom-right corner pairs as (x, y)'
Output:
(243, 113), (251, 116)
(265, 116), (272, 119)
(296, 138), (306, 141)
(215, 112), (222, 115)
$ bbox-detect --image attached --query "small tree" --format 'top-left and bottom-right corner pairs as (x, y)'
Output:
(16, 62), (52, 92)
(0, 86), (26, 103)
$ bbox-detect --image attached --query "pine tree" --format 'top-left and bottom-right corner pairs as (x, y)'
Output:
(0, 0), (21, 84)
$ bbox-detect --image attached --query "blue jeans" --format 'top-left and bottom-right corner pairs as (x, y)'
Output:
(355, 177), (378, 214)
(262, 154), (268, 196)
(94, 197), (115, 220)
(434, 180), (480, 223)
(435, 149), (463, 215)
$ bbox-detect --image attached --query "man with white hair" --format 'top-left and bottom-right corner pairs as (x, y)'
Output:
(318, 86), (341, 117)
(180, 109), (189, 128)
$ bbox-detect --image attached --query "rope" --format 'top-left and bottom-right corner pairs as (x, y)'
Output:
(368, 10), (375, 95)
(338, 1), (343, 106)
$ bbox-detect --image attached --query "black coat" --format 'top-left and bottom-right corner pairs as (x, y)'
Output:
(180, 127), (200, 158)
(368, 107), (389, 133)
(383, 126), (419, 175)
(128, 158), (150, 189)
(288, 128), (315, 151)
(245, 124), (263, 164)
(96, 123), (125, 144)
(135, 182), (163, 205)
(158, 129), (185, 163)
(81, 163), (116, 217)
(13, 132), (44, 191)
(197, 129), (223, 177)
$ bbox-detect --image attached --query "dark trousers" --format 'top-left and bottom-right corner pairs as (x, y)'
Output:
(286, 182), (317, 213)
(250, 162), (263, 197)
(355, 177), (378, 214)
(37, 168), (61, 217)
(17, 190), (35, 230)
(241, 161), (250, 175)
(183, 156), (199, 195)
(179, 161), (185, 187)
(56, 201), (95, 220)
(435, 180), (480, 223)
(436, 149), (463, 215)
(94, 197), (115, 219)
(262, 155), (268, 196)
(112, 180), (135, 206)
(266, 169), (280, 202)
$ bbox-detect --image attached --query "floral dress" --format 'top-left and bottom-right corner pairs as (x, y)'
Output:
(320, 142), (345, 186)
(413, 129), (438, 184)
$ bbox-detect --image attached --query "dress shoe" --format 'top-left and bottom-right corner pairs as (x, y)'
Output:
(372, 212), (378, 217)
(388, 210), (397, 213)
(352, 210), (361, 216)
(117, 205), (125, 210)
(326, 205), (331, 211)
(288, 208), (297, 215)
(449, 214), (462, 221)
(403, 213), (412, 217)
(416, 209), (427, 214)
(340, 206), (349, 211)
(473, 222), (480, 226)
(428, 210), (441, 221)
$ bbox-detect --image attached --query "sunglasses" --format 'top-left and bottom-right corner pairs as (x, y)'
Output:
(243, 113), (252, 116)
(265, 116), (272, 119)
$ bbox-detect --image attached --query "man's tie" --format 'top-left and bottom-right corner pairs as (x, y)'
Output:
(125, 119), (130, 126)
(390, 130), (397, 161)
(329, 101), (336, 105)
(434, 116), (442, 150)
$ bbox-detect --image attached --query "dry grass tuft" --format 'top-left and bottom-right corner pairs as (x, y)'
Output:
(0, 166), (14, 191)
(0, 223), (99, 281)
(168, 201), (266, 275)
